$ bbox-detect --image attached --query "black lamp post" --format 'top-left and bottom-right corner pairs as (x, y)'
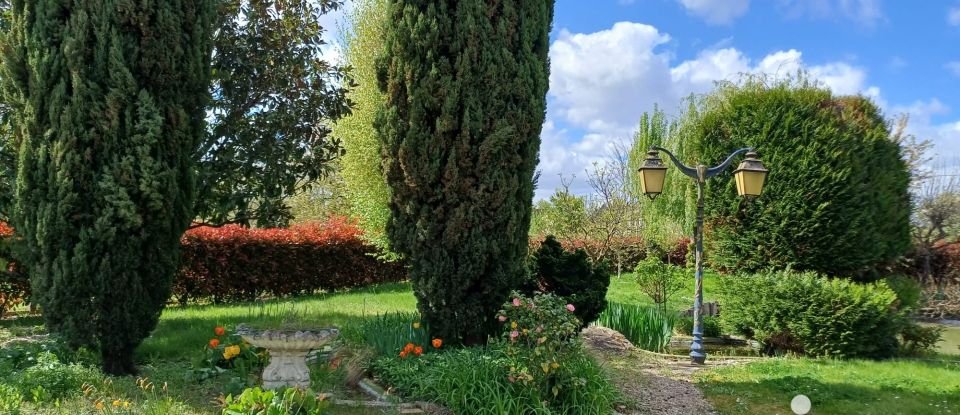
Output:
(637, 146), (768, 364)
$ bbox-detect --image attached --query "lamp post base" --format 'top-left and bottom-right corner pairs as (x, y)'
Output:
(690, 352), (706, 365)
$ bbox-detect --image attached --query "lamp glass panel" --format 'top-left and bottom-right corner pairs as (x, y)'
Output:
(735, 170), (767, 196)
(640, 169), (666, 195)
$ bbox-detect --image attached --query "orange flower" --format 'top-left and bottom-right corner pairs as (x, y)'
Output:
(432, 338), (442, 349)
(414, 346), (423, 356)
(399, 350), (408, 359)
(208, 338), (220, 348)
(214, 326), (226, 336)
(403, 343), (415, 353)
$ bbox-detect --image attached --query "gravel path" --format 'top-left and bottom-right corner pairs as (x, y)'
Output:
(581, 326), (741, 415)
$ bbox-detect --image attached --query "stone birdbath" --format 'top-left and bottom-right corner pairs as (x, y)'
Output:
(236, 324), (339, 389)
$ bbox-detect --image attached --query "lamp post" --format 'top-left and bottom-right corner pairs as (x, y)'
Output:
(637, 146), (768, 364)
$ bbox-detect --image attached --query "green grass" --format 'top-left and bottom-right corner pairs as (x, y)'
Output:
(695, 356), (960, 415)
(605, 271), (720, 312)
(595, 302), (676, 352)
(140, 282), (416, 360)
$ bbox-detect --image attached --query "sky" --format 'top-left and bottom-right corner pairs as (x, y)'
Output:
(322, 0), (960, 199)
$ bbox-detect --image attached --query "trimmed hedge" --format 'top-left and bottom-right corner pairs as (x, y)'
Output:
(0, 217), (407, 307)
(718, 270), (903, 359)
(175, 217), (406, 303)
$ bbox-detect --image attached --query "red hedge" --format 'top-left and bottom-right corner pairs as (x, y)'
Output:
(175, 216), (407, 303)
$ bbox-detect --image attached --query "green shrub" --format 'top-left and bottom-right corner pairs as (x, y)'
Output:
(533, 236), (611, 326)
(718, 270), (902, 359)
(658, 78), (911, 279)
(13, 352), (102, 402)
(898, 323), (943, 356)
(496, 292), (581, 393)
(595, 303), (676, 352)
(675, 316), (722, 338)
(885, 274), (923, 311)
(371, 346), (617, 415)
(0, 384), (21, 415)
(633, 255), (686, 311)
(222, 387), (329, 414)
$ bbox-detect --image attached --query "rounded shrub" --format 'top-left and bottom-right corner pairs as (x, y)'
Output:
(531, 236), (611, 326)
(718, 269), (903, 359)
(684, 77), (911, 280)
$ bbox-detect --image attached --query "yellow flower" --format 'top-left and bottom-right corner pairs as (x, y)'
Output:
(94, 400), (105, 410)
(412, 322), (421, 329)
(551, 362), (560, 369)
(123, 400), (131, 409)
(223, 345), (242, 360)
(510, 321), (518, 329)
(112, 399), (122, 407)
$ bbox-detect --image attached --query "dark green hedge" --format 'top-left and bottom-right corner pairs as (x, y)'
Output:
(686, 79), (911, 280)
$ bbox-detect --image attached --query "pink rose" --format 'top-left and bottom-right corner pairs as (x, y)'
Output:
(498, 315), (507, 322)
(507, 376), (515, 383)
(513, 298), (521, 307)
(566, 304), (576, 312)
(510, 330), (519, 339)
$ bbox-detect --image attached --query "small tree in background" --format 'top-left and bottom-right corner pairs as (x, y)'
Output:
(633, 252), (686, 312)
(335, 0), (394, 252)
(2, 0), (214, 374)
(377, 0), (554, 343)
(197, 0), (352, 228)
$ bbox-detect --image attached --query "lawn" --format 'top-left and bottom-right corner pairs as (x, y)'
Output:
(3, 275), (958, 415)
(695, 356), (960, 415)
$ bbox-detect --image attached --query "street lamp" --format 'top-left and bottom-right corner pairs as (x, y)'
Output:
(637, 146), (768, 364)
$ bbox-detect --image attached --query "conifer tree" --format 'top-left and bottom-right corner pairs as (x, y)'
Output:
(1, 0), (213, 374)
(376, 0), (554, 343)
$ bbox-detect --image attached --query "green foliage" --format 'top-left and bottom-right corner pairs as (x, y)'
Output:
(496, 292), (581, 393)
(530, 189), (587, 239)
(628, 105), (694, 245)
(376, 0), (554, 343)
(0, 383), (20, 415)
(898, 323), (944, 356)
(675, 316), (722, 337)
(190, 327), (266, 397)
(336, 0), (393, 251)
(222, 387), (329, 415)
(885, 274), (923, 311)
(718, 269), (903, 359)
(353, 311), (431, 357)
(13, 352), (102, 403)
(677, 78), (911, 279)
(198, 0), (352, 228)
(595, 303), (676, 352)
(371, 346), (618, 415)
(2, 0), (215, 374)
(532, 236), (611, 325)
(633, 255), (686, 311)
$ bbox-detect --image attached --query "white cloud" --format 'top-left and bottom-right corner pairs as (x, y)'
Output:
(779, 0), (885, 27)
(947, 61), (960, 77)
(676, 0), (751, 25)
(949, 6), (960, 26)
(891, 100), (960, 168)
(541, 22), (884, 197)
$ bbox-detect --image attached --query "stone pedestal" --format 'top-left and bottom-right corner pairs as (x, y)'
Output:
(237, 325), (339, 390)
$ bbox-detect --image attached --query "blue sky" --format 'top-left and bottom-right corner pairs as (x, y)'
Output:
(325, 0), (960, 198)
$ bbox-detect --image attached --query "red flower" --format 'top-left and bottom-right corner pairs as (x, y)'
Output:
(432, 338), (443, 349)
(414, 346), (423, 356)
(208, 338), (220, 348)
(214, 326), (226, 336)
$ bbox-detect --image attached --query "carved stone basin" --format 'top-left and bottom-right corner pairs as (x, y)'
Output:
(236, 324), (339, 389)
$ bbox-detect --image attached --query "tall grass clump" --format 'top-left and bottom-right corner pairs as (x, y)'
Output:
(353, 312), (431, 357)
(595, 302), (676, 352)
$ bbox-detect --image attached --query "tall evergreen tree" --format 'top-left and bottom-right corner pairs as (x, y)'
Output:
(1, 0), (213, 374)
(376, 0), (554, 343)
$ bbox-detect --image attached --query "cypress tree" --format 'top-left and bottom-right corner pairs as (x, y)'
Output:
(2, 0), (213, 374)
(376, 0), (554, 343)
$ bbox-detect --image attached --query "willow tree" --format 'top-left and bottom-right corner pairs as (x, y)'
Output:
(2, 0), (214, 374)
(376, 0), (554, 343)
